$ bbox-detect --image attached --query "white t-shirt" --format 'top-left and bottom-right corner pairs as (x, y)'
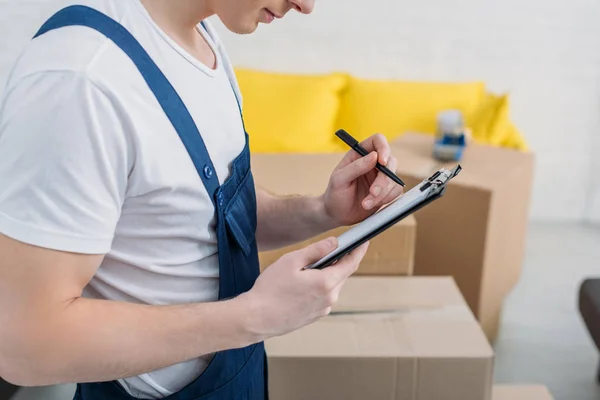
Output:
(0, 0), (246, 398)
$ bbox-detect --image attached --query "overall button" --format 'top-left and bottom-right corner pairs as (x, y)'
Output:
(203, 165), (213, 179)
(218, 192), (225, 206)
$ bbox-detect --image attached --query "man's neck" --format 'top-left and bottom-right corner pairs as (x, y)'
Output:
(140, 0), (217, 69)
(141, 0), (214, 40)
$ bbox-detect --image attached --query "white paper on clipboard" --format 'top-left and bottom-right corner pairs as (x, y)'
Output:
(305, 165), (462, 270)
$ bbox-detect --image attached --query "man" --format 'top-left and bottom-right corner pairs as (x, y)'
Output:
(0, 1), (403, 399)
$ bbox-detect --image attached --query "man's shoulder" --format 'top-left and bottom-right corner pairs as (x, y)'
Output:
(4, 0), (133, 94)
(11, 34), (96, 80)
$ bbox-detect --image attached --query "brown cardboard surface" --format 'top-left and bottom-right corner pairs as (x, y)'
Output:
(265, 277), (494, 400)
(333, 275), (466, 311)
(492, 385), (554, 399)
(251, 153), (416, 276)
(389, 133), (534, 341)
(251, 153), (341, 197)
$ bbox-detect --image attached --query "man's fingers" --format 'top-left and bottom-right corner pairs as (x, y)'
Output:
(366, 134), (391, 166)
(353, 133), (391, 166)
(336, 133), (391, 170)
(288, 237), (338, 267)
(332, 152), (378, 188)
(362, 156), (402, 210)
(321, 241), (370, 284)
(381, 185), (404, 206)
(383, 155), (403, 204)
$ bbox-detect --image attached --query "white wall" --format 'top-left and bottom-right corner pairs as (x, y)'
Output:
(2, 0), (600, 222)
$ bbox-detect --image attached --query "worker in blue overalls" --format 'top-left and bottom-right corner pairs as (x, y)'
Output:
(0, 1), (404, 399)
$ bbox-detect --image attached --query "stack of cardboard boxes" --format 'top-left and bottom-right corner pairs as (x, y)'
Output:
(389, 134), (536, 342)
(265, 277), (495, 400)
(251, 134), (546, 399)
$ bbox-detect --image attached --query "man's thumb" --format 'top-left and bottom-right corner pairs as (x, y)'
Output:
(294, 237), (338, 265)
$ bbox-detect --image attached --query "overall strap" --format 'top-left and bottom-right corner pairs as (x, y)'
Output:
(33, 5), (221, 206)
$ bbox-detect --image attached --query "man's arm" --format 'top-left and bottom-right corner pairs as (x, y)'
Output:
(0, 233), (368, 387)
(0, 234), (259, 386)
(255, 189), (338, 252)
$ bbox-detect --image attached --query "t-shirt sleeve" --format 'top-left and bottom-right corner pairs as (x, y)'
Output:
(0, 70), (131, 254)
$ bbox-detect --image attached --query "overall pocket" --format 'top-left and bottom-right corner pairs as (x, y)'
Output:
(223, 169), (258, 257)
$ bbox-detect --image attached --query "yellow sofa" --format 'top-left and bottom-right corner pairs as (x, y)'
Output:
(234, 68), (528, 154)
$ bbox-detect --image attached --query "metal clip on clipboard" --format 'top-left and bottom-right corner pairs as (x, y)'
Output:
(420, 164), (462, 194)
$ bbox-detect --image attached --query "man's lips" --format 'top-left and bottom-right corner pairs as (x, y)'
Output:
(261, 8), (283, 24)
(266, 9), (283, 19)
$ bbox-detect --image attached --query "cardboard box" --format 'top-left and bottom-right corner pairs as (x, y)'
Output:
(251, 153), (416, 276)
(265, 277), (495, 400)
(492, 385), (554, 399)
(257, 219), (416, 275)
(389, 134), (534, 341)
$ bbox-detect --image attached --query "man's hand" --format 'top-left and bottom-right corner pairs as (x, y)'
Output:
(243, 238), (369, 338)
(254, 133), (403, 252)
(323, 134), (404, 227)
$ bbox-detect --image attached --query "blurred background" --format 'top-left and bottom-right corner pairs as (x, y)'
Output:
(1, 1), (600, 399)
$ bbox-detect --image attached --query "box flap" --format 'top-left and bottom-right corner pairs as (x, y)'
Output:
(266, 314), (414, 358)
(268, 277), (493, 359)
(333, 277), (466, 312)
(330, 277), (493, 359)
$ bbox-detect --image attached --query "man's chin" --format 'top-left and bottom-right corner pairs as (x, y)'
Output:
(222, 20), (260, 35)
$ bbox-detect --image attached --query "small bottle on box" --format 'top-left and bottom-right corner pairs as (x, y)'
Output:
(432, 110), (469, 161)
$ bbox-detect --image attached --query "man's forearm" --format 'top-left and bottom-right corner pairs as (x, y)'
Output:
(256, 189), (338, 252)
(0, 294), (261, 386)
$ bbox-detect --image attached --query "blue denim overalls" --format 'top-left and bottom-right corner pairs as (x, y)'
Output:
(33, 5), (268, 400)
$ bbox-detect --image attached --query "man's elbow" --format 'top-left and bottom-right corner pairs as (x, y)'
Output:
(0, 357), (59, 387)
(0, 333), (58, 387)
(0, 353), (30, 387)
(0, 364), (26, 387)
(0, 354), (40, 387)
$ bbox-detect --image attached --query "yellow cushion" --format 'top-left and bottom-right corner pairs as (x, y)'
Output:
(503, 122), (528, 151)
(335, 76), (487, 147)
(234, 68), (347, 153)
(469, 93), (528, 151)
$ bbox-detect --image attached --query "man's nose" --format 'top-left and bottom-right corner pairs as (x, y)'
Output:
(290, 0), (315, 14)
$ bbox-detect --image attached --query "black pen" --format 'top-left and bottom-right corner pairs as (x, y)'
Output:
(335, 129), (405, 187)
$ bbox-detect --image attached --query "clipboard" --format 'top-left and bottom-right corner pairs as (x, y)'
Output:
(305, 165), (462, 270)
